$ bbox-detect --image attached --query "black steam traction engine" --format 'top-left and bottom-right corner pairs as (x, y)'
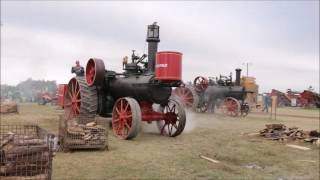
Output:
(173, 69), (250, 117)
(64, 23), (186, 140)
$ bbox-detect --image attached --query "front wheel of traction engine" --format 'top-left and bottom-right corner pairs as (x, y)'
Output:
(112, 97), (141, 140)
(156, 98), (186, 137)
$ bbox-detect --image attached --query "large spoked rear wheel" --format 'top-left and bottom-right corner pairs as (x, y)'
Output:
(222, 97), (240, 117)
(64, 77), (98, 120)
(112, 97), (141, 140)
(173, 85), (199, 109)
(156, 98), (186, 137)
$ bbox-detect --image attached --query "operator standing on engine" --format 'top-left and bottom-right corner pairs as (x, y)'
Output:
(71, 60), (84, 76)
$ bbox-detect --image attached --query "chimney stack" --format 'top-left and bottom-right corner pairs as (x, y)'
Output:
(235, 68), (242, 86)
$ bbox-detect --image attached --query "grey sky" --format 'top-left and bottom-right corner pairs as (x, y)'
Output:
(1, 1), (319, 93)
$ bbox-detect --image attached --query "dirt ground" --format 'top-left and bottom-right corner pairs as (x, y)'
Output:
(1, 103), (319, 180)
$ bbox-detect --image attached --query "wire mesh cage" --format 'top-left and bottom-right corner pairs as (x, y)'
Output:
(0, 124), (54, 180)
(59, 115), (108, 151)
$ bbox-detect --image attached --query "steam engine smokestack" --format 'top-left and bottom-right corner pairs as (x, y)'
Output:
(146, 22), (160, 73)
(235, 68), (241, 86)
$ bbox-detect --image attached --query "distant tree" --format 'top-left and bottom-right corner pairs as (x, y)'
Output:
(1, 78), (57, 102)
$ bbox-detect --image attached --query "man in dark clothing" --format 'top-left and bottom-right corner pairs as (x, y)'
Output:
(71, 60), (84, 76)
(262, 94), (271, 112)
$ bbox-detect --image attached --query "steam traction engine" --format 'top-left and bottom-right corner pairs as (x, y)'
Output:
(173, 69), (250, 117)
(64, 23), (186, 140)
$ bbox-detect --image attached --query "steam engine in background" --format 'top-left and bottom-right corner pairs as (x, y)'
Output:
(64, 22), (187, 140)
(173, 69), (251, 117)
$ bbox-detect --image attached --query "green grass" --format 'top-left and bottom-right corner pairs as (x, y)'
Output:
(1, 104), (319, 179)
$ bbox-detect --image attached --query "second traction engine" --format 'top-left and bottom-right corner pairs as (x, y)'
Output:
(64, 23), (186, 140)
(173, 69), (250, 117)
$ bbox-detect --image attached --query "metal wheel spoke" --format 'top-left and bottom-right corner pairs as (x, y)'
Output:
(174, 122), (179, 129)
(70, 81), (74, 95)
(75, 80), (79, 94)
(125, 123), (130, 129)
(67, 90), (72, 100)
(76, 88), (80, 97)
(116, 124), (122, 134)
(122, 126), (126, 136)
(170, 124), (174, 134)
(124, 103), (129, 111)
(120, 100), (124, 112)
(161, 123), (167, 134)
(73, 81), (77, 95)
(124, 114), (132, 119)
(75, 105), (80, 113)
(185, 90), (192, 97)
(115, 107), (120, 114)
(164, 106), (169, 113)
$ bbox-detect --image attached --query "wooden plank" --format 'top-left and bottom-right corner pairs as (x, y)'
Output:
(199, 155), (220, 163)
(286, 144), (311, 150)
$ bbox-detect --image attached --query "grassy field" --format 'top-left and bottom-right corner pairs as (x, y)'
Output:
(1, 103), (319, 180)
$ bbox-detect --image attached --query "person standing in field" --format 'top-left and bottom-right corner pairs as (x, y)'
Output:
(71, 60), (84, 76)
(262, 93), (270, 112)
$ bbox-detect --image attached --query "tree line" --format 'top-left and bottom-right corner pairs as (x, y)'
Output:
(1, 78), (57, 102)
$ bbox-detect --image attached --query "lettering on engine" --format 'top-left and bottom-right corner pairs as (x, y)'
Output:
(156, 64), (168, 68)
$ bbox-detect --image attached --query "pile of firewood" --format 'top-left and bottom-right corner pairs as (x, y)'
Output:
(60, 118), (108, 150)
(0, 102), (18, 114)
(0, 132), (51, 179)
(259, 124), (320, 145)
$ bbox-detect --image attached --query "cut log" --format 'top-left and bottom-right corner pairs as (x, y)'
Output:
(309, 130), (320, 137)
(1, 134), (14, 148)
(4, 145), (49, 158)
(0, 164), (48, 176)
(67, 129), (85, 136)
(265, 124), (285, 130)
(13, 139), (45, 146)
(83, 134), (93, 141)
(65, 139), (86, 145)
(0, 174), (47, 180)
(13, 135), (37, 140)
(68, 126), (84, 133)
(6, 151), (49, 164)
(86, 122), (97, 127)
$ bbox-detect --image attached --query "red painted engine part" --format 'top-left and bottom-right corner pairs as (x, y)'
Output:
(140, 101), (164, 122)
(155, 51), (182, 81)
(139, 101), (178, 122)
(58, 84), (67, 108)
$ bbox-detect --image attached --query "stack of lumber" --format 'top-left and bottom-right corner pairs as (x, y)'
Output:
(259, 124), (320, 145)
(64, 120), (107, 146)
(0, 132), (50, 178)
(0, 102), (18, 114)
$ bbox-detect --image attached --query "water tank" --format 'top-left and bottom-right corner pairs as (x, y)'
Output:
(155, 51), (182, 81)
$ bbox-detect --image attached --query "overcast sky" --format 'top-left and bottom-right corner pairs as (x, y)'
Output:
(1, 1), (319, 93)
